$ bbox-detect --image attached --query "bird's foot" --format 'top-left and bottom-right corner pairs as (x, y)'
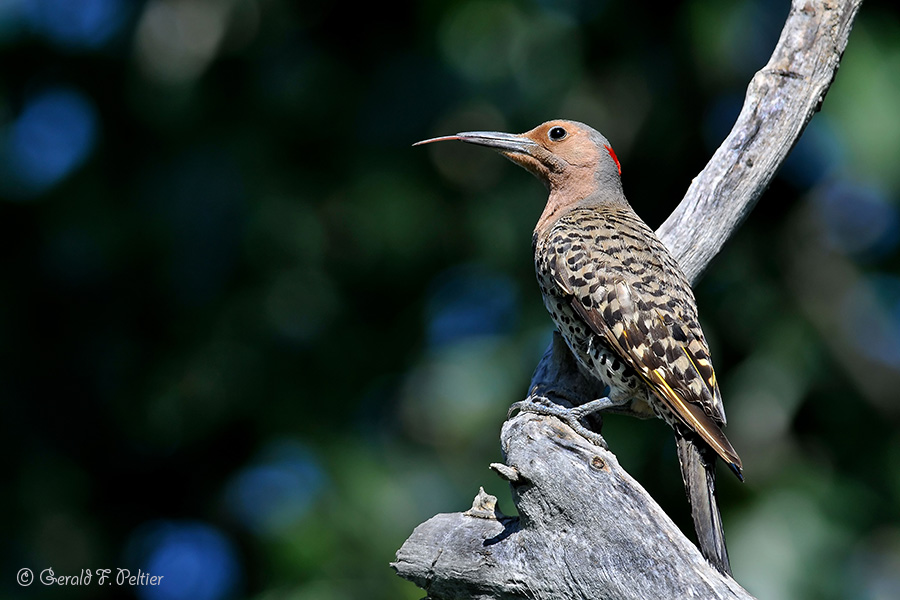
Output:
(509, 395), (613, 449)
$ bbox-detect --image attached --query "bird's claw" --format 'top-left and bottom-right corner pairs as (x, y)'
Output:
(509, 394), (611, 449)
(508, 394), (556, 418)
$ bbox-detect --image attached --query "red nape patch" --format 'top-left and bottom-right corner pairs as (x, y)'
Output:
(604, 145), (622, 175)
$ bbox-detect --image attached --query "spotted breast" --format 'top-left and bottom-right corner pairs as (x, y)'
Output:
(533, 204), (726, 430)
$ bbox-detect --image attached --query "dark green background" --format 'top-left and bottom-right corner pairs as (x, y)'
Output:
(3, 1), (900, 599)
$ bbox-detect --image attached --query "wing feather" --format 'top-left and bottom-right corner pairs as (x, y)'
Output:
(567, 278), (742, 474)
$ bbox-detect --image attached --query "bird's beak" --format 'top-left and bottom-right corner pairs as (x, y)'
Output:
(414, 131), (537, 156)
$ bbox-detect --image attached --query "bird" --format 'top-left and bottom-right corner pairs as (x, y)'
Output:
(415, 120), (742, 575)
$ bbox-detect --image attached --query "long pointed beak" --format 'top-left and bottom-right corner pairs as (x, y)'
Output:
(414, 131), (537, 155)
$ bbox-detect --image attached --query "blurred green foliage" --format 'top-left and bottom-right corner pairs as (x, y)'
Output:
(2, 1), (900, 599)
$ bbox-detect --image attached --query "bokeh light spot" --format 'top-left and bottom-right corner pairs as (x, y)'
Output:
(223, 439), (325, 535)
(134, 0), (228, 84)
(814, 179), (900, 260)
(842, 275), (900, 369)
(23, 0), (129, 49)
(425, 264), (518, 348)
(439, 0), (523, 83)
(3, 87), (98, 198)
(128, 521), (241, 600)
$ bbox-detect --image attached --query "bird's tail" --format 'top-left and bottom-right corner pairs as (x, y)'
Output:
(675, 435), (731, 575)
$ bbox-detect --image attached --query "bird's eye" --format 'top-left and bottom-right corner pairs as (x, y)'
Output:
(548, 126), (567, 141)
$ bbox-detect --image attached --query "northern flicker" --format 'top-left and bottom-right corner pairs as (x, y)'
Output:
(416, 120), (743, 575)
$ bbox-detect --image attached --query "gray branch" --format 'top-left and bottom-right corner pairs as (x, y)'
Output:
(395, 414), (755, 600)
(394, 0), (863, 597)
(657, 0), (864, 282)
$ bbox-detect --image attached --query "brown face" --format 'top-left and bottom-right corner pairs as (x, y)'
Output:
(520, 121), (607, 169)
(502, 120), (620, 190)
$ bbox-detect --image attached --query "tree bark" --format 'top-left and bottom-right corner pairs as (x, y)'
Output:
(395, 414), (755, 600)
(394, 0), (864, 597)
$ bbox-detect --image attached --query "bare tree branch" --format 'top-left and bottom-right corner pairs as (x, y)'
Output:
(394, 414), (755, 600)
(658, 0), (864, 282)
(395, 0), (864, 597)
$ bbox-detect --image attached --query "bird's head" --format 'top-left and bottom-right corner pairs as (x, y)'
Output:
(415, 120), (623, 197)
